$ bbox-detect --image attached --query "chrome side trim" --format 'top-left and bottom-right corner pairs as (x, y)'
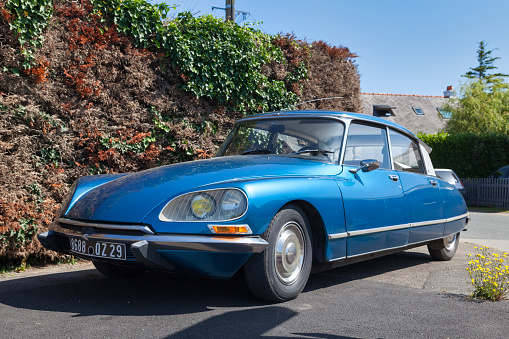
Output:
(343, 213), (469, 238)
(411, 219), (444, 228)
(407, 234), (446, 247)
(328, 232), (348, 240)
(58, 218), (154, 235)
(347, 243), (408, 259)
(348, 223), (410, 237)
(329, 213), (470, 261)
(328, 256), (346, 262)
(446, 212), (469, 223)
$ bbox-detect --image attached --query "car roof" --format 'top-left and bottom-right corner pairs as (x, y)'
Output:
(237, 110), (416, 139)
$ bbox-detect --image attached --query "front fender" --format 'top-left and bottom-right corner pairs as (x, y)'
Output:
(142, 177), (345, 240)
(240, 177), (345, 237)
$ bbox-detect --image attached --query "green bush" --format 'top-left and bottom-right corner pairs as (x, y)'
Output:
(418, 132), (509, 177)
(164, 13), (300, 112)
(4, 0), (53, 69)
(92, 1), (304, 113)
(90, 0), (173, 48)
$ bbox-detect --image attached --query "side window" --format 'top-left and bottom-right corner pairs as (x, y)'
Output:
(389, 130), (425, 173)
(343, 123), (391, 169)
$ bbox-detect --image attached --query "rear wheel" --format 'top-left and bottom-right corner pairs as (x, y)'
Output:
(93, 261), (145, 278)
(427, 232), (460, 261)
(244, 204), (312, 302)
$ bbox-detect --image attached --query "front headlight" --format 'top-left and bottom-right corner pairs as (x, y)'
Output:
(159, 188), (248, 222)
(190, 194), (216, 219)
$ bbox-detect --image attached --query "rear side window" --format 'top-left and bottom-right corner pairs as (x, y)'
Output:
(389, 130), (424, 173)
(343, 123), (391, 169)
(436, 170), (458, 183)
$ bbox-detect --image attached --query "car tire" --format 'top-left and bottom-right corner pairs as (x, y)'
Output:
(244, 204), (312, 302)
(93, 261), (145, 278)
(427, 232), (460, 261)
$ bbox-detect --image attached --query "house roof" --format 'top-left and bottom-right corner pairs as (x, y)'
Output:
(360, 93), (450, 134)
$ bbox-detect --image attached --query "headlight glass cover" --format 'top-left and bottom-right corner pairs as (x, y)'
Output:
(159, 188), (248, 222)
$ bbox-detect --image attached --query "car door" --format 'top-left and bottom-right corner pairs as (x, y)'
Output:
(388, 129), (445, 245)
(337, 123), (409, 258)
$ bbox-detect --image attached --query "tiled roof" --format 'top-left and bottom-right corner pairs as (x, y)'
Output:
(360, 93), (450, 134)
(362, 92), (447, 98)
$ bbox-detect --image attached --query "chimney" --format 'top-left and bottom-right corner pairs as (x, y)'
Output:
(444, 86), (454, 98)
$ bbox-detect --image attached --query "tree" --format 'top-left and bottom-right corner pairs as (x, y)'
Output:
(442, 80), (509, 136)
(463, 41), (508, 82)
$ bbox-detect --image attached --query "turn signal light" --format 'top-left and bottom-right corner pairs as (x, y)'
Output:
(209, 225), (252, 234)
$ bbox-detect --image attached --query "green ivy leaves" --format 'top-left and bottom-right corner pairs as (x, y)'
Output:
(4, 0), (52, 69)
(91, 0), (174, 48)
(92, 1), (305, 113)
(4, 0), (308, 112)
(164, 13), (300, 113)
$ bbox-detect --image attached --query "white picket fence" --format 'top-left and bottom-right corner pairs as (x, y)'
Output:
(461, 178), (509, 209)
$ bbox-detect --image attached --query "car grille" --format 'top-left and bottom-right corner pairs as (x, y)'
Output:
(57, 218), (154, 237)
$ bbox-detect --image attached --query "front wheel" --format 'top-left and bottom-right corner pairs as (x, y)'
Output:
(244, 204), (312, 302)
(427, 232), (460, 261)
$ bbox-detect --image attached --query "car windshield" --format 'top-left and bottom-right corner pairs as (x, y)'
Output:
(217, 118), (344, 163)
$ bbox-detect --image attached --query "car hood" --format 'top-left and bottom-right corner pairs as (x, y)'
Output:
(65, 156), (341, 223)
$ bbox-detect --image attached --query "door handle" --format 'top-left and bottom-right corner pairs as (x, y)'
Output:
(430, 179), (438, 187)
(389, 175), (399, 182)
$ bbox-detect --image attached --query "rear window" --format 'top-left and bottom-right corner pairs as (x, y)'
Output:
(436, 170), (458, 183)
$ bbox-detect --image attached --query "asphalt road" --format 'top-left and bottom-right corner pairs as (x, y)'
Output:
(0, 211), (508, 339)
(462, 211), (509, 252)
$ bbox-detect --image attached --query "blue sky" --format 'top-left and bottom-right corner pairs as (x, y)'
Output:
(154, 0), (509, 96)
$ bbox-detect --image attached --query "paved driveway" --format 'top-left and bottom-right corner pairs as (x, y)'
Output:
(462, 211), (509, 252)
(0, 211), (508, 338)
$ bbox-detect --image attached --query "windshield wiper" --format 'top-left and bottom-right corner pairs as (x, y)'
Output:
(290, 149), (334, 156)
(241, 149), (272, 155)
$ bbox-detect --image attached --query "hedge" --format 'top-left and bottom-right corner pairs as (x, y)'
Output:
(418, 132), (509, 178)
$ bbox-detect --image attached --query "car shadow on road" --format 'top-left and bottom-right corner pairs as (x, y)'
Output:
(0, 266), (367, 339)
(0, 249), (433, 318)
(304, 249), (433, 293)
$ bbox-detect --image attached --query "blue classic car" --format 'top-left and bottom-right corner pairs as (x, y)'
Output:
(38, 111), (468, 302)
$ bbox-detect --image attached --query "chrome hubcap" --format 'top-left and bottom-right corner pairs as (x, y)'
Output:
(444, 233), (457, 251)
(275, 222), (305, 285)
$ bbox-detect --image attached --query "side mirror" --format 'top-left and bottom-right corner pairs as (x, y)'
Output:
(349, 159), (380, 174)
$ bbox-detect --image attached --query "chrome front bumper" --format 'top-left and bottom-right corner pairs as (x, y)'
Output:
(38, 218), (268, 271)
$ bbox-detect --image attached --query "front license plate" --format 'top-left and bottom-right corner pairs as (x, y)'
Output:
(68, 237), (126, 260)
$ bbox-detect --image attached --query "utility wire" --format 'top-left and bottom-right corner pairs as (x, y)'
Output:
(280, 97), (345, 112)
(190, 0), (200, 14)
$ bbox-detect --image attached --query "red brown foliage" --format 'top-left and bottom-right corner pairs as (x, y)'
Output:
(0, 5), (13, 24)
(24, 58), (51, 83)
(0, 0), (361, 264)
(312, 40), (359, 60)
